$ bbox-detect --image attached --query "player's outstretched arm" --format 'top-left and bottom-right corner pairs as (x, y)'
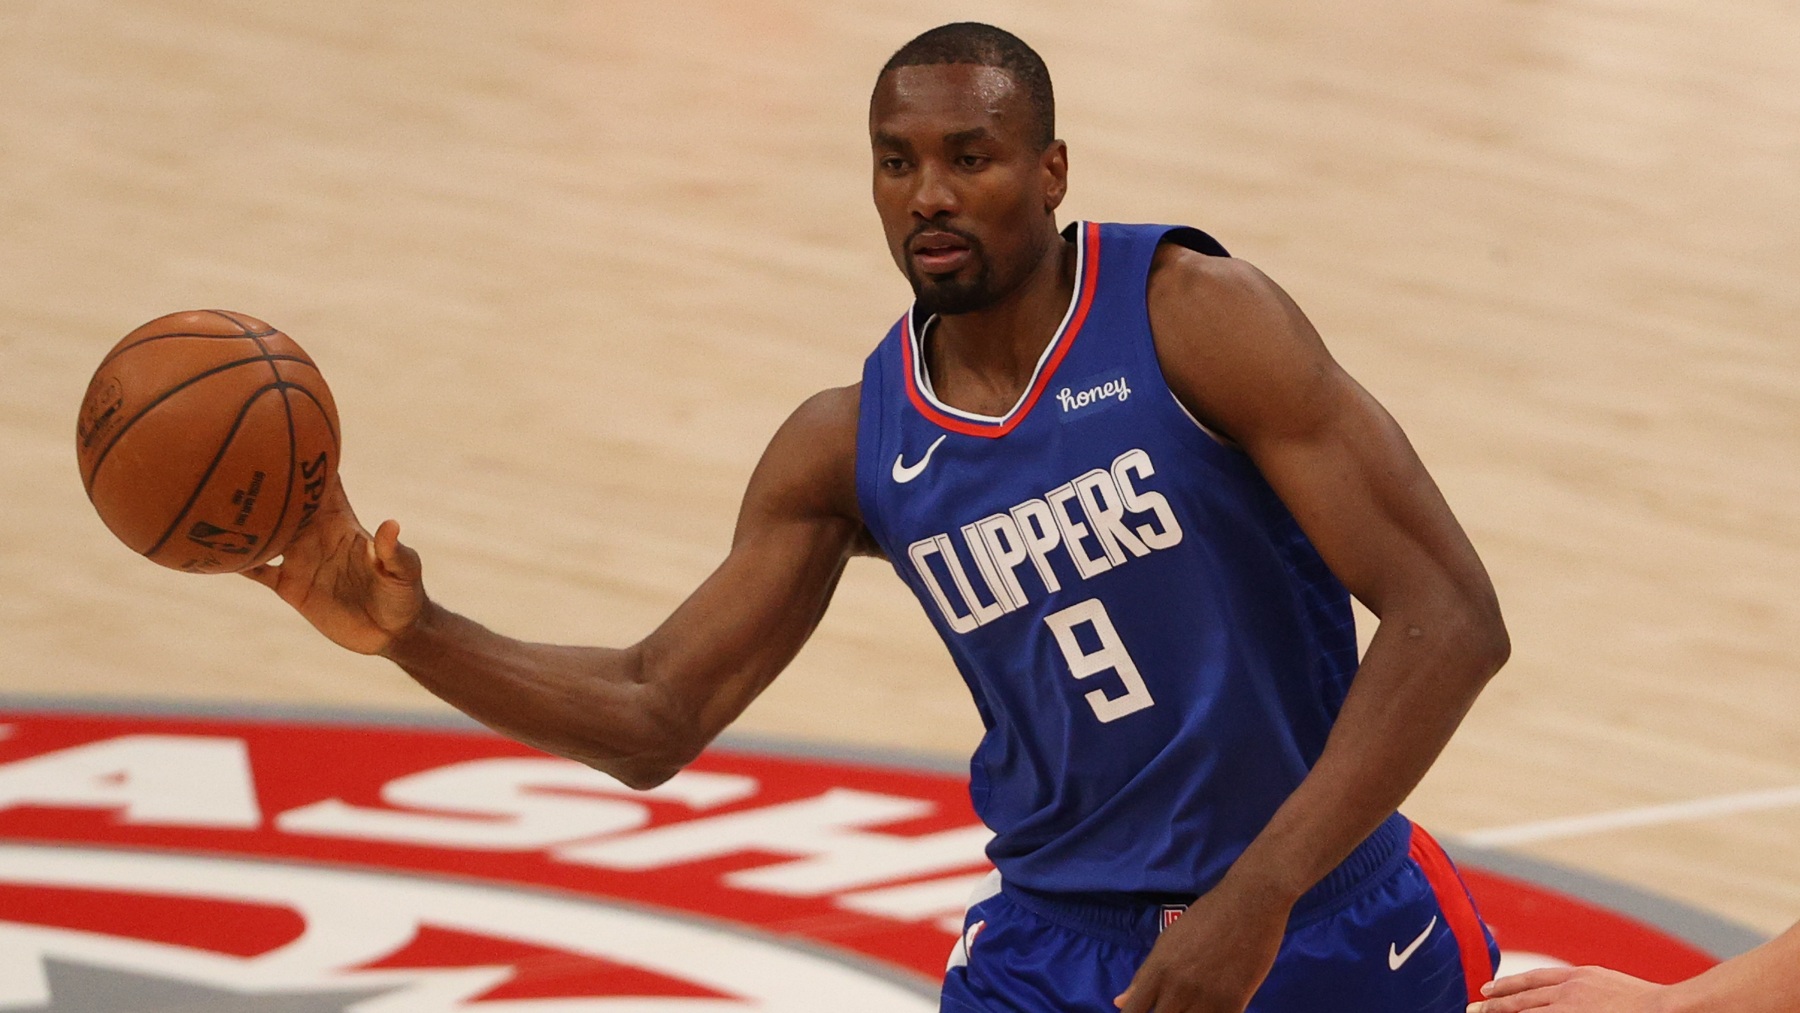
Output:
(1114, 248), (1510, 1013)
(1471, 919), (1800, 1013)
(246, 385), (868, 789)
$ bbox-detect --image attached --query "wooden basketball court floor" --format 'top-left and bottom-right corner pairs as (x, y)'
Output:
(1, 0), (1795, 946)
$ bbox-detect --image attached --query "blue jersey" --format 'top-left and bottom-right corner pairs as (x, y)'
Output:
(854, 221), (1360, 898)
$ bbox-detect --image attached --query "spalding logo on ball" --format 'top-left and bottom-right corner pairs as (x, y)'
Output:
(76, 309), (340, 574)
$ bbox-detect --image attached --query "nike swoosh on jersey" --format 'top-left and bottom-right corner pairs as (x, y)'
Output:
(1388, 915), (1437, 970)
(892, 435), (948, 484)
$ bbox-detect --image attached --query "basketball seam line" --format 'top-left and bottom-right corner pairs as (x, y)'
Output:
(95, 330), (281, 373)
(82, 355), (317, 494)
(229, 314), (301, 569)
(142, 382), (300, 561)
(207, 309), (257, 339)
(133, 312), (312, 569)
(281, 385), (340, 447)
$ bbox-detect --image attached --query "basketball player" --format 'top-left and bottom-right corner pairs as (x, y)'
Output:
(1471, 920), (1800, 1012)
(247, 22), (1511, 1013)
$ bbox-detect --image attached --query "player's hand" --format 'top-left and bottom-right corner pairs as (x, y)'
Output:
(241, 477), (425, 655)
(1114, 875), (1288, 1013)
(1469, 966), (1668, 1013)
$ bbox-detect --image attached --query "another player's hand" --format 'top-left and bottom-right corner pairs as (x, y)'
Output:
(1114, 874), (1288, 1013)
(1469, 966), (1668, 1013)
(241, 477), (424, 655)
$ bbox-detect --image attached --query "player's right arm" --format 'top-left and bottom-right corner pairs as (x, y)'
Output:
(245, 384), (870, 789)
(1472, 918), (1800, 1013)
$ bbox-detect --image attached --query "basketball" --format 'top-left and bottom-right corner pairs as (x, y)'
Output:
(75, 309), (341, 574)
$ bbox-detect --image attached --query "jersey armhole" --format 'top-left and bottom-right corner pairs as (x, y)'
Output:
(1145, 227), (1242, 453)
(853, 339), (891, 555)
(1161, 226), (1230, 259)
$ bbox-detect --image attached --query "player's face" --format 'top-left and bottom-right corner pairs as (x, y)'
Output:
(869, 64), (1067, 316)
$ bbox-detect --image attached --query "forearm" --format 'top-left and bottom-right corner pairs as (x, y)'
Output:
(378, 519), (850, 788)
(382, 600), (686, 787)
(1661, 920), (1800, 1013)
(1227, 601), (1506, 901)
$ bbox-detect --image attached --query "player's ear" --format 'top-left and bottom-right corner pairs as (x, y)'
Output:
(1041, 140), (1068, 212)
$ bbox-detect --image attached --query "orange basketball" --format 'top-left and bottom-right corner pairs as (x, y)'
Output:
(76, 309), (341, 574)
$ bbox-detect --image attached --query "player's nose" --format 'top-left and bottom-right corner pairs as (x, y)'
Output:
(908, 162), (960, 220)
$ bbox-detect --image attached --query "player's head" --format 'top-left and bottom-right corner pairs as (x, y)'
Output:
(870, 23), (1068, 317)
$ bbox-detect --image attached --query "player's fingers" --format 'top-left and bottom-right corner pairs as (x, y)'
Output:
(1483, 967), (1577, 997)
(1468, 989), (1559, 1013)
(240, 562), (279, 591)
(372, 519), (421, 581)
(1117, 977), (1158, 1013)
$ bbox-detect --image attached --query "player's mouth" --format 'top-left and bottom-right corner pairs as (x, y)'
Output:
(909, 230), (975, 275)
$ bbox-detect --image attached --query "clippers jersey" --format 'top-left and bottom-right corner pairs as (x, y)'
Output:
(854, 222), (1361, 898)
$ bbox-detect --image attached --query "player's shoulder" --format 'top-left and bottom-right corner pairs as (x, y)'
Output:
(1146, 242), (1288, 336)
(1145, 242), (1336, 441)
(783, 383), (861, 447)
(767, 383), (860, 467)
(749, 383), (863, 524)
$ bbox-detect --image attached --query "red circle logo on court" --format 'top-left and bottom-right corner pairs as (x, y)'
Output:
(0, 712), (1716, 1007)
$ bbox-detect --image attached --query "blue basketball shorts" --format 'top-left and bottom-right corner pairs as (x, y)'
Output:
(940, 815), (1498, 1013)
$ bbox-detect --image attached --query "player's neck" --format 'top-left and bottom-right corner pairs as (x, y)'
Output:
(925, 236), (1077, 414)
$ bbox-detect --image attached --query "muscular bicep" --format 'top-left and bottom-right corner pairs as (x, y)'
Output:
(1244, 371), (1483, 618)
(1150, 252), (1496, 620)
(634, 385), (866, 744)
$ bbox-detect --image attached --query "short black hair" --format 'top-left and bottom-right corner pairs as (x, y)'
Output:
(877, 22), (1055, 149)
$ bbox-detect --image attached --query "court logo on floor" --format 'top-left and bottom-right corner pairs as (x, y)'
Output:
(0, 712), (1725, 1008)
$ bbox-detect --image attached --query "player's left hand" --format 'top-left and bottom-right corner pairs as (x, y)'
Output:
(1114, 875), (1289, 1013)
(1468, 966), (1666, 1012)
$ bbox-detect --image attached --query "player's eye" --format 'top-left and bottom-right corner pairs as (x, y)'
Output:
(956, 154), (990, 170)
(879, 156), (909, 173)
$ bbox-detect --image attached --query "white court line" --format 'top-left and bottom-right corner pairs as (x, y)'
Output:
(1459, 784), (1800, 847)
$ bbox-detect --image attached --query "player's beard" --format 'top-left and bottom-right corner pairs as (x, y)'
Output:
(905, 238), (996, 317)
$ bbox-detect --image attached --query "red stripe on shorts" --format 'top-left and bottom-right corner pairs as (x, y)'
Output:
(1407, 823), (1494, 1001)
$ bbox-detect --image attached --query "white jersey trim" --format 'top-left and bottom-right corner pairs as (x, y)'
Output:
(1167, 387), (1237, 448)
(906, 221), (1089, 426)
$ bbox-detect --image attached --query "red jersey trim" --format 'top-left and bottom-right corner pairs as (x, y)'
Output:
(900, 221), (1102, 439)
